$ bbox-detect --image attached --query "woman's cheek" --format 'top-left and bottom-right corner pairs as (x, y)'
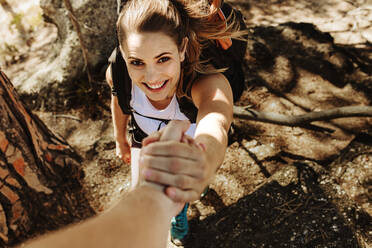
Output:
(167, 63), (181, 79)
(127, 69), (138, 82)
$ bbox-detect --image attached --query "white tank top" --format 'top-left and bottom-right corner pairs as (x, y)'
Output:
(130, 84), (197, 137)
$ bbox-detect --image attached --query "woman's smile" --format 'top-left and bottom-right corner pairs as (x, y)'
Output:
(143, 79), (169, 91)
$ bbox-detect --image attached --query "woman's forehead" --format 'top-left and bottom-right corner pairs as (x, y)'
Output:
(123, 31), (179, 57)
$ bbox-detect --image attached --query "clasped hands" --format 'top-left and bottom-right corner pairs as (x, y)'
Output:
(138, 120), (211, 203)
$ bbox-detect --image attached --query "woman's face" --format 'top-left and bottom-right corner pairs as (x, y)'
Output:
(120, 31), (186, 108)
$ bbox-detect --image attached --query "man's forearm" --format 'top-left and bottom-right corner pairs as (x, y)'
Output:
(21, 185), (178, 248)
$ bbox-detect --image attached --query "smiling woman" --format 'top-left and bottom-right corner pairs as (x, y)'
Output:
(122, 31), (185, 109)
(105, 0), (247, 245)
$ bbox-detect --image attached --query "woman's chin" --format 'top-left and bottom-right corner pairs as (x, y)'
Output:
(147, 94), (173, 109)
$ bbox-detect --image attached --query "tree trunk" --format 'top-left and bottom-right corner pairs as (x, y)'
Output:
(0, 70), (94, 247)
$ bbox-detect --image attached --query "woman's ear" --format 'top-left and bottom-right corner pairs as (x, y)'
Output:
(180, 37), (188, 62)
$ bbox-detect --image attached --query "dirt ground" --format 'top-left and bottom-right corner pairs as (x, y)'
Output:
(1, 0), (372, 247)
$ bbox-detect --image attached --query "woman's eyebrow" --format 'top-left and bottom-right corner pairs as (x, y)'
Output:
(128, 52), (171, 60)
(155, 52), (171, 59)
(127, 55), (142, 60)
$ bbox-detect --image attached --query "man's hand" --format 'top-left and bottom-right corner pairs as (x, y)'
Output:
(139, 120), (210, 203)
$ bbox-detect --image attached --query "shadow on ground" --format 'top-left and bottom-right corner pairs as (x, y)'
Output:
(184, 163), (370, 247)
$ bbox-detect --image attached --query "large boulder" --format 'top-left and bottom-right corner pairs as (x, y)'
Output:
(13, 0), (117, 109)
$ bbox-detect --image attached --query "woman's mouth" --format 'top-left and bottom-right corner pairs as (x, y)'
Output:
(144, 80), (168, 91)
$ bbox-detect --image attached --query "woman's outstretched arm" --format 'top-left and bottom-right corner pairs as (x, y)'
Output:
(140, 73), (234, 202)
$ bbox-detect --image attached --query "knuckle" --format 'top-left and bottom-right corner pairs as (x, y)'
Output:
(185, 146), (194, 157)
(148, 170), (159, 181)
(175, 176), (186, 189)
(168, 143), (178, 153)
(152, 172), (159, 181)
(176, 193), (186, 203)
(169, 159), (180, 173)
(171, 191), (181, 202)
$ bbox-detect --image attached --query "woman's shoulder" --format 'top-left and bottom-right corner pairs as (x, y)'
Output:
(192, 73), (228, 90)
(191, 72), (231, 104)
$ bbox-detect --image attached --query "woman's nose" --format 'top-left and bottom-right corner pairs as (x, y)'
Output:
(144, 65), (158, 83)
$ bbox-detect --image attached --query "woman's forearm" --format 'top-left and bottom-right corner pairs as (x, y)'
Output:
(106, 65), (130, 143)
(195, 112), (230, 173)
(193, 73), (233, 177)
(111, 96), (129, 142)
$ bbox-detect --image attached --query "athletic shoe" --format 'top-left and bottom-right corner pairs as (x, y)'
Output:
(170, 203), (189, 246)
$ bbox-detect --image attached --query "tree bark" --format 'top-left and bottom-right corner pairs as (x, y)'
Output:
(0, 70), (94, 247)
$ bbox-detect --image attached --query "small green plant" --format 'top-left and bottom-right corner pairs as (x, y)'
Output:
(10, 13), (24, 29)
(28, 12), (43, 32)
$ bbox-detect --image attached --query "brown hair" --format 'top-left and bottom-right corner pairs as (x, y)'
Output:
(117, 0), (245, 97)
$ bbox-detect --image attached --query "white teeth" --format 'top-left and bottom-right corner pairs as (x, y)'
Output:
(146, 80), (166, 89)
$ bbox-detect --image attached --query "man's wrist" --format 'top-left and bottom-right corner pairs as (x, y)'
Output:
(134, 185), (181, 216)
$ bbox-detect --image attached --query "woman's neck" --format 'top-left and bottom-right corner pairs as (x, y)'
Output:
(147, 96), (173, 110)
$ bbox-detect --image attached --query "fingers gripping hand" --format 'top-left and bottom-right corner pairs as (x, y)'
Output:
(142, 119), (191, 146)
(159, 120), (190, 141)
(140, 120), (209, 203)
(144, 142), (208, 202)
(138, 120), (191, 195)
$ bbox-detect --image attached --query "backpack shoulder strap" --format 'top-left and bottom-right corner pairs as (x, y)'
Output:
(109, 47), (133, 115)
(178, 96), (198, 124)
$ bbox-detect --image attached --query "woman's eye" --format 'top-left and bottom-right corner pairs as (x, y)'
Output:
(130, 60), (143, 66)
(158, 57), (170, 63)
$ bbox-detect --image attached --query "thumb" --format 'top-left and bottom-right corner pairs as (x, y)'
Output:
(160, 120), (190, 142)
